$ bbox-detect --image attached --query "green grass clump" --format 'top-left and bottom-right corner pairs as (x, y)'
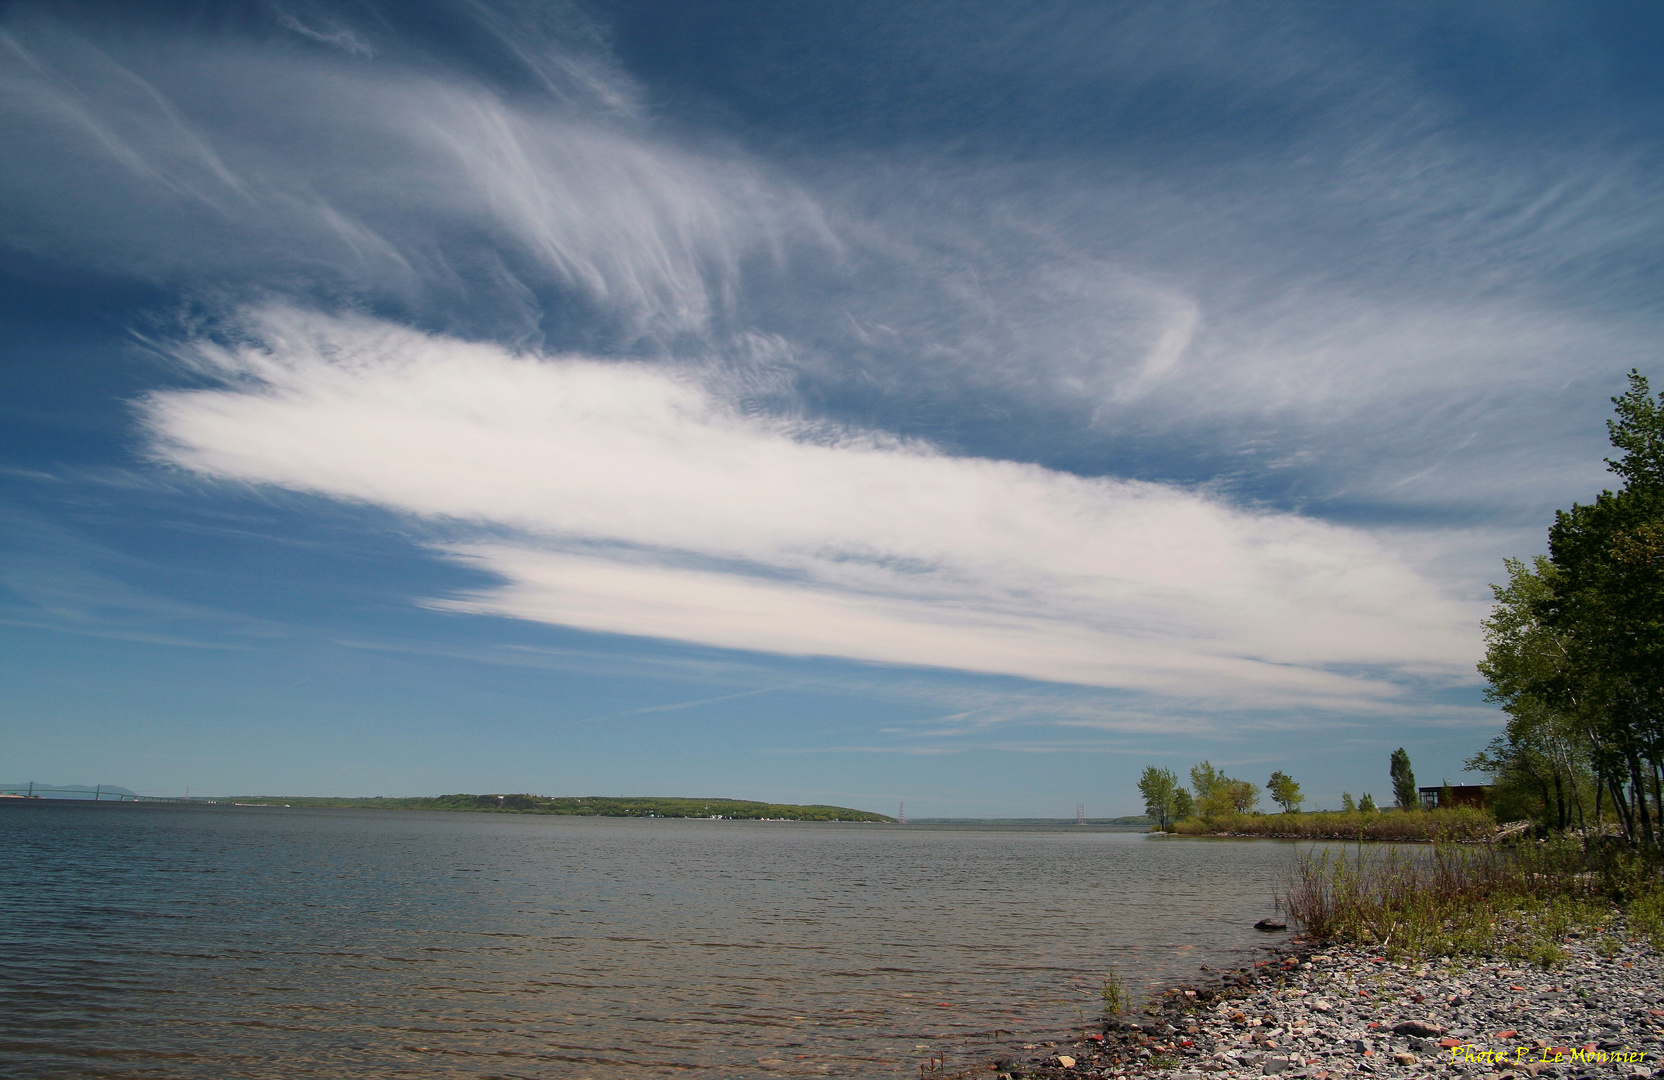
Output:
(1627, 889), (1664, 949)
(1279, 838), (1664, 963)
(1100, 966), (1128, 1015)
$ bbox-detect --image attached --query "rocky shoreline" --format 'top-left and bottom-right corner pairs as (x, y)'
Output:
(973, 919), (1662, 1080)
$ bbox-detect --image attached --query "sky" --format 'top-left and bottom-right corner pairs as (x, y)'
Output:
(1, 0), (1659, 816)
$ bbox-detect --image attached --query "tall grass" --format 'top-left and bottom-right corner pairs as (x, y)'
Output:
(1279, 839), (1664, 962)
(1170, 806), (1495, 842)
(1101, 966), (1128, 1015)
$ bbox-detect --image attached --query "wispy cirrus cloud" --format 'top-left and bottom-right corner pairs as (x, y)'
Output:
(0, 5), (827, 342)
(2, 0), (1652, 534)
(142, 308), (1483, 709)
(3, 0), (1656, 757)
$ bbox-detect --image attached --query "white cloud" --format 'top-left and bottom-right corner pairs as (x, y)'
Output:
(3, 4), (1650, 531)
(144, 309), (1483, 708)
(8, 5), (1646, 710)
(799, 158), (1657, 526)
(0, 9), (825, 339)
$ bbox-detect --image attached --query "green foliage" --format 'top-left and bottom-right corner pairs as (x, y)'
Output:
(1341, 792), (1355, 812)
(1172, 788), (1195, 821)
(1189, 761), (1224, 800)
(1358, 792), (1377, 814)
(1100, 967), (1127, 1016)
(1480, 371), (1664, 847)
(1222, 779), (1259, 814)
(1629, 889), (1664, 949)
(1389, 748), (1417, 811)
(1169, 805), (1493, 841)
(1471, 556), (1596, 833)
(231, 794), (893, 821)
(1137, 766), (1182, 831)
(1605, 368), (1664, 489)
(1189, 760), (1259, 822)
(1267, 770), (1304, 814)
(1280, 837), (1664, 962)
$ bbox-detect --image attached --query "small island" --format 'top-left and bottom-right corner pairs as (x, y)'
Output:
(229, 793), (894, 821)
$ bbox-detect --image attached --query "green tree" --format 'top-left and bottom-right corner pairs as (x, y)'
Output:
(1267, 770), (1303, 814)
(1524, 371), (1664, 845)
(1390, 748), (1418, 811)
(1358, 792), (1377, 814)
(1222, 779), (1260, 814)
(1190, 761), (1225, 801)
(1172, 788), (1195, 821)
(1605, 369), (1664, 489)
(1137, 766), (1181, 831)
(1545, 490), (1664, 843)
(1341, 792), (1355, 812)
(1190, 760), (1259, 821)
(1470, 556), (1594, 831)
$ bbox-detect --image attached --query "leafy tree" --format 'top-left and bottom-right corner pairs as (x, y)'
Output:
(1190, 760), (1259, 820)
(1518, 371), (1664, 845)
(1222, 779), (1260, 815)
(1172, 788), (1195, 822)
(1605, 369), (1664, 489)
(1341, 792), (1355, 812)
(1545, 490), (1663, 843)
(1267, 770), (1304, 814)
(1390, 748), (1418, 811)
(1137, 766), (1181, 831)
(1469, 555), (1595, 831)
(1358, 792), (1377, 814)
(1190, 761), (1225, 801)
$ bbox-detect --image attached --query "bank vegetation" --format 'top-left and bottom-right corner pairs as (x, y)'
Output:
(1168, 805), (1496, 842)
(234, 794), (894, 821)
(1135, 375), (1664, 961)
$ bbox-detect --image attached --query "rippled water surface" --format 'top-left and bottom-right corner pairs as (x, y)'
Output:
(1, 802), (1301, 1078)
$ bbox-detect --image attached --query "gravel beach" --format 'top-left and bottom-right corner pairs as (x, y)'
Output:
(978, 919), (1663, 1080)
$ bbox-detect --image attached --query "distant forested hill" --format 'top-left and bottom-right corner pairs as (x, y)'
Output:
(233, 794), (893, 821)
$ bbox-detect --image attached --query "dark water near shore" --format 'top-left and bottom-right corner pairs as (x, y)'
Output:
(1, 802), (1299, 1078)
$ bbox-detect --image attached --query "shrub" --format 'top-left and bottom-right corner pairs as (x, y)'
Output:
(1168, 805), (1494, 842)
(1279, 837), (1664, 961)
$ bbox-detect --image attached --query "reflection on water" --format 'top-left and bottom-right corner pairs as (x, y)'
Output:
(1, 803), (1297, 1078)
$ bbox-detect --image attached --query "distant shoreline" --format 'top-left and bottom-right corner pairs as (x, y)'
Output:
(171, 793), (899, 822)
(1, 796), (1159, 827)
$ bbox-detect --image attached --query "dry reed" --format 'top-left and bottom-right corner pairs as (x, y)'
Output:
(1277, 839), (1664, 963)
(1169, 806), (1495, 842)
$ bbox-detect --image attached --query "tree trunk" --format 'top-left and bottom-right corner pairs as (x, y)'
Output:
(1607, 771), (1634, 842)
(1631, 756), (1654, 846)
(1527, 764), (1553, 829)
(1644, 758), (1657, 842)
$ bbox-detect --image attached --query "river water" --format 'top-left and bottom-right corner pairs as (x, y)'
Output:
(1, 802), (1301, 1078)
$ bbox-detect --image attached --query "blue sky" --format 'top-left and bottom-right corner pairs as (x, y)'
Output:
(1, 0), (1659, 815)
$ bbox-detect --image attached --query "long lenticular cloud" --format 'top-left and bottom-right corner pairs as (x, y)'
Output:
(143, 309), (1482, 707)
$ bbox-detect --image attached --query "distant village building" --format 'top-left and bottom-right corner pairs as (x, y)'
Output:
(1419, 784), (1490, 810)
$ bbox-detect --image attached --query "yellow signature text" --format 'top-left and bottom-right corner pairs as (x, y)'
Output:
(1448, 1045), (1648, 1067)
